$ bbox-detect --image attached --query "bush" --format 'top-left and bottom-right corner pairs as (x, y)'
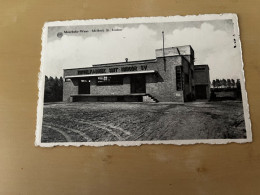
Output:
(44, 76), (63, 102)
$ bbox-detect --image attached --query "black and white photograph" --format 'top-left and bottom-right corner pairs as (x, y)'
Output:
(36, 14), (252, 146)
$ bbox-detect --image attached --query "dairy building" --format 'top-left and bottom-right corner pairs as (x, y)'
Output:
(63, 45), (210, 103)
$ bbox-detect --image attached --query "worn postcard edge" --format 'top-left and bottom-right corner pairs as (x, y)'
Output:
(35, 13), (252, 147)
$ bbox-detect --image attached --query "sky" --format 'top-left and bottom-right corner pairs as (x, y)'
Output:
(43, 19), (243, 81)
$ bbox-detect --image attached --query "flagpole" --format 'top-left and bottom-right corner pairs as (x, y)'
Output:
(162, 31), (166, 71)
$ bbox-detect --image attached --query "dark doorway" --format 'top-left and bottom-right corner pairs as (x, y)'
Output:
(195, 85), (207, 99)
(78, 79), (90, 94)
(131, 74), (146, 93)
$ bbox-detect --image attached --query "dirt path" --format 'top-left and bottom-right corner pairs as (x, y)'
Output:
(41, 101), (246, 143)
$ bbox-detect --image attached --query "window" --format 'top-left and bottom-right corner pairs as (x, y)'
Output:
(97, 76), (123, 85)
(176, 66), (183, 91)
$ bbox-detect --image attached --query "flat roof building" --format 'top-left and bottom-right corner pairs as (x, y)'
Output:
(194, 65), (210, 99)
(63, 45), (210, 103)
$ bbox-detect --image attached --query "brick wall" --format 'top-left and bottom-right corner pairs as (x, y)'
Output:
(63, 51), (195, 103)
(63, 79), (78, 102)
(146, 56), (184, 102)
(90, 76), (131, 95)
(194, 66), (210, 85)
(194, 65), (210, 99)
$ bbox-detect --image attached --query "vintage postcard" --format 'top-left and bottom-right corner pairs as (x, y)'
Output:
(35, 14), (252, 147)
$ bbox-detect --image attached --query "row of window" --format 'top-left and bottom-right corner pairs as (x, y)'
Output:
(66, 68), (190, 90)
(66, 76), (124, 85)
(176, 66), (183, 91)
(97, 76), (123, 85)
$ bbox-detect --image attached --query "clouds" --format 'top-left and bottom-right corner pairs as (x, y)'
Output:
(163, 23), (241, 80)
(44, 22), (243, 80)
(44, 25), (158, 77)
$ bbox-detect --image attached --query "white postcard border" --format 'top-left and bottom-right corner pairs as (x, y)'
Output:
(35, 13), (252, 147)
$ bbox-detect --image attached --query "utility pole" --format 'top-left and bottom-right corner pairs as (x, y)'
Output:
(162, 31), (166, 71)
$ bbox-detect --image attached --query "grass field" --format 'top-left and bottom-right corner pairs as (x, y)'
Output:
(41, 101), (246, 143)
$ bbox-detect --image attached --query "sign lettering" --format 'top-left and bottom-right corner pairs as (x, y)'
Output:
(78, 69), (106, 75)
(78, 65), (149, 75)
(121, 66), (137, 72)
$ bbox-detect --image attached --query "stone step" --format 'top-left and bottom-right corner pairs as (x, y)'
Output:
(142, 94), (159, 103)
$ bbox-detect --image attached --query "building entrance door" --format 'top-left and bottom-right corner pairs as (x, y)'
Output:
(195, 85), (207, 99)
(78, 79), (90, 94)
(131, 74), (146, 93)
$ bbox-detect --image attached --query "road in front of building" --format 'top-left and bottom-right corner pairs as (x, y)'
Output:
(41, 101), (246, 143)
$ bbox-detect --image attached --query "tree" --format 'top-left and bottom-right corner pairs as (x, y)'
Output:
(221, 79), (227, 88)
(212, 80), (216, 88)
(236, 79), (242, 100)
(236, 79), (241, 88)
(44, 76), (63, 102)
(216, 79), (221, 88)
(44, 76), (51, 102)
(231, 79), (236, 88)
(57, 77), (63, 101)
(227, 79), (231, 88)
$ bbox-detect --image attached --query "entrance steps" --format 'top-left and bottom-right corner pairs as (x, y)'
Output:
(143, 94), (159, 103)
